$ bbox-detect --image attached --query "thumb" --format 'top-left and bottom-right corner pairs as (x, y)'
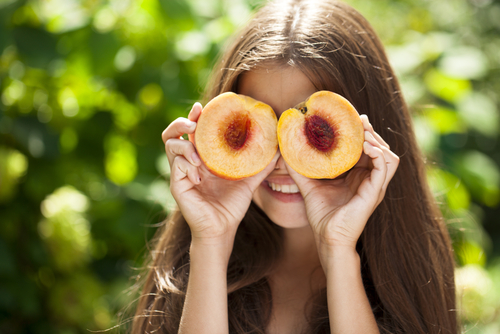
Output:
(245, 150), (280, 190)
(283, 159), (318, 196)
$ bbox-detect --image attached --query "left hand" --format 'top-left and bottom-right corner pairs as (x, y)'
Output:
(285, 114), (399, 253)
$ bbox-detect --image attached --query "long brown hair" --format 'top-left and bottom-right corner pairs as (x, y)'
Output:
(131, 0), (457, 333)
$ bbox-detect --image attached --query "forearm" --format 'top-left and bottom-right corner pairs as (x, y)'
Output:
(323, 247), (379, 334)
(178, 235), (235, 334)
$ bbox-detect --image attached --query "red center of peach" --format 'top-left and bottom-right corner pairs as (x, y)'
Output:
(305, 114), (335, 152)
(224, 114), (250, 150)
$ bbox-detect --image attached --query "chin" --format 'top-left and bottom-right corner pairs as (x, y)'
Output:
(272, 217), (310, 229)
(252, 188), (310, 229)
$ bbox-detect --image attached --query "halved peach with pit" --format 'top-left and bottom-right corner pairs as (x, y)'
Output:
(194, 92), (278, 180)
(277, 91), (364, 179)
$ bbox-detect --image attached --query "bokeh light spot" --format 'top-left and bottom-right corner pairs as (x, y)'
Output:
(138, 83), (163, 109)
(114, 46), (136, 72)
(105, 134), (137, 185)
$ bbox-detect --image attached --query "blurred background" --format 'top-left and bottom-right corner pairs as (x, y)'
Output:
(0, 0), (499, 333)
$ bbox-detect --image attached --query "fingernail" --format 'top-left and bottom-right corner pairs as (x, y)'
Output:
(191, 152), (201, 164)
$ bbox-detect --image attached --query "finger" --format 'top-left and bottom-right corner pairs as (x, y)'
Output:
(245, 150), (281, 190)
(354, 151), (372, 169)
(361, 140), (387, 193)
(188, 103), (203, 143)
(283, 158), (317, 196)
(360, 114), (390, 149)
(188, 102), (203, 122)
(162, 117), (197, 144)
(165, 138), (201, 167)
(365, 131), (399, 193)
(171, 155), (201, 185)
(364, 131), (382, 150)
(381, 150), (400, 193)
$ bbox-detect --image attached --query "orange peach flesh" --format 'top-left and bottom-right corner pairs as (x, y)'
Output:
(277, 91), (364, 179)
(194, 92), (278, 180)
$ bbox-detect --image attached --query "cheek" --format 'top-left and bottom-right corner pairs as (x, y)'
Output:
(251, 183), (266, 211)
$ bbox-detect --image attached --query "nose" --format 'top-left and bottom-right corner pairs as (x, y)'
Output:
(275, 150), (287, 170)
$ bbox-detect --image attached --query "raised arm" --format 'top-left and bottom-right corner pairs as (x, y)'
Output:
(179, 234), (235, 334)
(323, 245), (378, 334)
(286, 114), (399, 333)
(162, 102), (278, 333)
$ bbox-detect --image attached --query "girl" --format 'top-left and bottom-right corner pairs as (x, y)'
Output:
(132, 0), (457, 333)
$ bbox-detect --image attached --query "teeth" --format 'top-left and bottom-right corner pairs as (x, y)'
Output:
(267, 182), (299, 194)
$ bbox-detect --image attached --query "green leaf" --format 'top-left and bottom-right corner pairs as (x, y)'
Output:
(438, 46), (488, 80)
(455, 150), (500, 207)
(458, 92), (499, 137)
(424, 106), (466, 134)
(104, 134), (138, 185)
(424, 68), (471, 102)
(413, 115), (439, 154)
(457, 241), (486, 266)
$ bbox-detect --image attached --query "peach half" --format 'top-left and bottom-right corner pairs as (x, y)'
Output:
(194, 92), (278, 180)
(277, 91), (364, 179)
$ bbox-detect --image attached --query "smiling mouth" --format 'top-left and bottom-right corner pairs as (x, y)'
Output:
(267, 182), (300, 194)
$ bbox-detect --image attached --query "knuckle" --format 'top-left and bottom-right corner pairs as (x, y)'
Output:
(172, 155), (183, 167)
(172, 160), (187, 181)
(165, 139), (177, 154)
(169, 185), (180, 199)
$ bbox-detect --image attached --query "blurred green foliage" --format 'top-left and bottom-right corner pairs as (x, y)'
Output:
(0, 0), (499, 333)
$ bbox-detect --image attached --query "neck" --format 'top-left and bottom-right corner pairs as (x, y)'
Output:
(275, 225), (323, 276)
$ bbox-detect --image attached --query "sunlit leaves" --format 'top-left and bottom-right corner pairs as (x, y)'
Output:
(455, 264), (498, 324)
(39, 186), (91, 271)
(60, 127), (78, 153)
(1, 78), (25, 106)
(0, 146), (28, 202)
(424, 68), (471, 102)
(104, 133), (138, 185)
(424, 106), (466, 135)
(438, 46), (489, 80)
(114, 45), (136, 72)
(33, 0), (90, 34)
(455, 151), (500, 207)
(47, 272), (108, 328)
(204, 16), (234, 43)
(457, 241), (487, 267)
(138, 82), (163, 109)
(427, 167), (471, 211)
(458, 92), (499, 137)
(93, 6), (119, 33)
(175, 30), (211, 61)
(413, 115), (439, 154)
(58, 87), (79, 117)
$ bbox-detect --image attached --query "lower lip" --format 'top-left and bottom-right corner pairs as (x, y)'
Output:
(261, 181), (304, 203)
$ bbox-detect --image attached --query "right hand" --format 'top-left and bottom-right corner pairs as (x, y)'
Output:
(162, 102), (279, 243)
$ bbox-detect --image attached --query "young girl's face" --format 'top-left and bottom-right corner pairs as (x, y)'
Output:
(238, 66), (317, 229)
